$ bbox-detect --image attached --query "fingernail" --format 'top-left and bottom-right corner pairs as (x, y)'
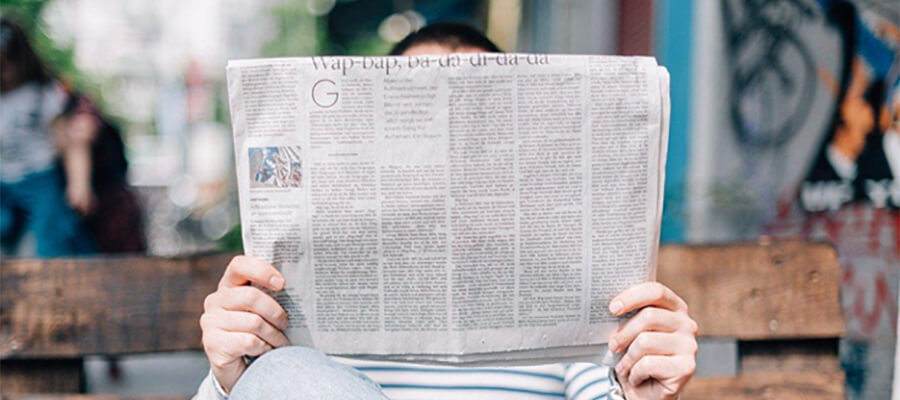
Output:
(609, 300), (623, 315)
(270, 276), (284, 289)
(609, 337), (619, 353)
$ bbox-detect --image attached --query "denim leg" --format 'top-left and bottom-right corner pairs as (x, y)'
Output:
(230, 346), (389, 400)
(0, 182), (25, 253)
(18, 170), (95, 257)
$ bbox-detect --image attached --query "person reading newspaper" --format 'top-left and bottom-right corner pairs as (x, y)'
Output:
(195, 23), (697, 400)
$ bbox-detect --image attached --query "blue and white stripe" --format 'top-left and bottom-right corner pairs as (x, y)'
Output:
(564, 363), (612, 400)
(338, 357), (615, 400)
(202, 357), (619, 399)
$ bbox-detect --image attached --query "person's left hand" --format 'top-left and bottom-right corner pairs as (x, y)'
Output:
(66, 181), (96, 215)
(608, 282), (697, 400)
(57, 105), (100, 215)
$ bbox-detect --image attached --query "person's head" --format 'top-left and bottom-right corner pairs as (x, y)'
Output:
(390, 22), (501, 56)
(0, 18), (52, 92)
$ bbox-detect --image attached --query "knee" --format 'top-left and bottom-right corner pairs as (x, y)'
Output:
(233, 346), (331, 386)
(255, 346), (328, 367)
(231, 346), (379, 399)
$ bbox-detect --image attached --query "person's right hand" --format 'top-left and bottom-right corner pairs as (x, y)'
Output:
(201, 256), (291, 393)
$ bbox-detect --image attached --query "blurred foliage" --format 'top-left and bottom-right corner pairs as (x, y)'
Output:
(343, 33), (393, 56)
(1, 0), (96, 95)
(263, 1), (324, 57)
(3, 0), (414, 256)
(262, 0), (391, 58)
(218, 224), (244, 253)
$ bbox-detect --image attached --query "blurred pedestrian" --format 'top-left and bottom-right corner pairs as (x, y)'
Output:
(59, 94), (146, 253)
(0, 18), (96, 257)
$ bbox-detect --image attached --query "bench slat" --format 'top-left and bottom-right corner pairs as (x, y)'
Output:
(0, 359), (82, 393)
(739, 338), (842, 373)
(682, 371), (845, 400)
(0, 242), (845, 398)
(657, 240), (844, 339)
(1, 254), (231, 359)
(1, 241), (844, 357)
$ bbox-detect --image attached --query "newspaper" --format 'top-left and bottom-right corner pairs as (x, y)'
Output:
(226, 54), (670, 365)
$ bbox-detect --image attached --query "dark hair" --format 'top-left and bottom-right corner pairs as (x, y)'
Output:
(0, 18), (53, 86)
(389, 22), (501, 55)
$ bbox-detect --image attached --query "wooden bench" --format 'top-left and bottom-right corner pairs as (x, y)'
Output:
(1, 240), (844, 399)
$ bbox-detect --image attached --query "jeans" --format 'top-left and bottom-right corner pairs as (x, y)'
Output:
(230, 347), (389, 400)
(0, 168), (95, 257)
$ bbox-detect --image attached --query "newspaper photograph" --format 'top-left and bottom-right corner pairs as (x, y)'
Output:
(226, 53), (670, 364)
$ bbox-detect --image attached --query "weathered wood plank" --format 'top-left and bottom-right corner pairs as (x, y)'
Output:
(739, 339), (842, 373)
(2, 241), (844, 356)
(1, 243), (846, 398)
(682, 371), (845, 400)
(1, 254), (232, 358)
(657, 240), (844, 339)
(0, 359), (83, 393)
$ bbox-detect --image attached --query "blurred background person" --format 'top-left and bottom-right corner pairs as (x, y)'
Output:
(0, 18), (96, 257)
(0, 17), (145, 257)
(60, 93), (147, 253)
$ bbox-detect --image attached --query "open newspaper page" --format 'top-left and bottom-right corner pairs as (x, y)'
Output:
(226, 54), (669, 365)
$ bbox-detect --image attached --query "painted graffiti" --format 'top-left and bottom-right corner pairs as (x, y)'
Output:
(721, 0), (900, 397)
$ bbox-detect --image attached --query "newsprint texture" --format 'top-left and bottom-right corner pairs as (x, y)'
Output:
(227, 54), (670, 365)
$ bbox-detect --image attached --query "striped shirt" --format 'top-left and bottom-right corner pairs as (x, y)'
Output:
(195, 358), (623, 400)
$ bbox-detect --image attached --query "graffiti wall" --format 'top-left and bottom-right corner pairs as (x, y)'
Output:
(691, 0), (899, 398)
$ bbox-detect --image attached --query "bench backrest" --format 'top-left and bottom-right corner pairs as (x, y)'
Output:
(658, 240), (845, 399)
(1, 241), (844, 398)
(1, 253), (232, 393)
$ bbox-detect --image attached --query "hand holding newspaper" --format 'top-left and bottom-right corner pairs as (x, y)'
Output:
(226, 53), (670, 365)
